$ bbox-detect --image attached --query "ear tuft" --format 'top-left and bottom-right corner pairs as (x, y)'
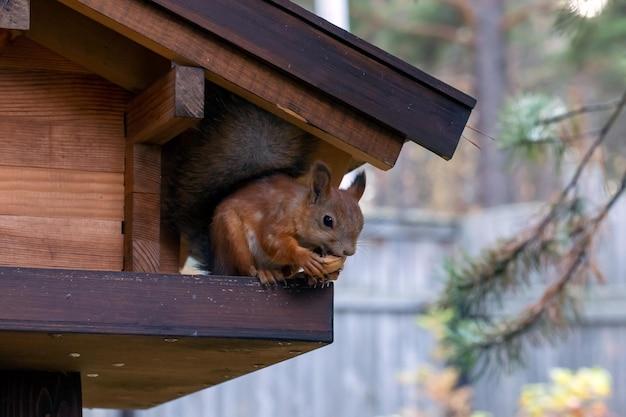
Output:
(346, 171), (366, 202)
(310, 161), (332, 203)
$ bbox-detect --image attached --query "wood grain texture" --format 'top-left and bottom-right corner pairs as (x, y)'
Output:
(0, 0), (29, 30)
(27, 0), (169, 92)
(266, 0), (475, 106)
(0, 36), (89, 73)
(0, 68), (128, 173)
(152, 0), (474, 158)
(0, 267), (333, 407)
(0, 117), (125, 173)
(0, 215), (123, 270)
(126, 65), (204, 144)
(0, 371), (82, 417)
(125, 143), (161, 195)
(124, 192), (161, 272)
(0, 332), (324, 409)
(0, 68), (129, 123)
(0, 266), (333, 341)
(0, 166), (124, 220)
(124, 144), (161, 272)
(58, 0), (404, 169)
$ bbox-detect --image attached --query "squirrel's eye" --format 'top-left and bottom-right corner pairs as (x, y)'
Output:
(323, 215), (334, 228)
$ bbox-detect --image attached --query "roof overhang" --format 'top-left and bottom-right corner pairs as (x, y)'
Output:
(24, 0), (475, 169)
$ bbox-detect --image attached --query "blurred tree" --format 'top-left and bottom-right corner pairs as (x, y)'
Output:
(295, 0), (625, 213)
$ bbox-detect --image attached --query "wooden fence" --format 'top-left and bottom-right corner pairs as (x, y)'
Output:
(86, 198), (626, 417)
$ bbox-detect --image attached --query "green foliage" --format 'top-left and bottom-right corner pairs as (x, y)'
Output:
(498, 94), (567, 162)
(556, 1), (626, 89)
(431, 90), (626, 378)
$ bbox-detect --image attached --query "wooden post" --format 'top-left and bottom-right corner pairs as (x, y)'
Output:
(124, 65), (204, 272)
(0, 371), (82, 417)
(124, 143), (162, 272)
(0, 0), (30, 30)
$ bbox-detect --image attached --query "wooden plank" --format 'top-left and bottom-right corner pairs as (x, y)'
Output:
(0, 371), (82, 417)
(124, 192), (161, 272)
(152, 0), (474, 158)
(126, 65), (204, 144)
(266, 0), (476, 107)
(0, 69), (129, 122)
(0, 36), (89, 73)
(27, 0), (169, 92)
(0, 215), (123, 270)
(125, 143), (161, 195)
(0, 68), (128, 123)
(0, 0), (29, 30)
(0, 117), (125, 173)
(0, 68), (127, 173)
(0, 267), (333, 407)
(58, 0), (404, 169)
(0, 166), (124, 220)
(0, 267), (332, 342)
(124, 144), (161, 272)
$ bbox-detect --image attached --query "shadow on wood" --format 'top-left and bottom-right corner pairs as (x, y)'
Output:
(0, 371), (82, 417)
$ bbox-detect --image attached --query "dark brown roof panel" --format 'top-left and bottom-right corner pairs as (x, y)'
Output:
(149, 0), (476, 159)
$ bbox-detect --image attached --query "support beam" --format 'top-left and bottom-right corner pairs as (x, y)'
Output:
(27, 0), (169, 92)
(123, 66), (204, 272)
(0, 0), (29, 30)
(125, 66), (205, 144)
(0, 371), (82, 417)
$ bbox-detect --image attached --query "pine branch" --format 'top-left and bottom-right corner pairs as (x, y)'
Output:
(538, 98), (621, 125)
(465, 170), (626, 357)
(437, 89), (626, 375)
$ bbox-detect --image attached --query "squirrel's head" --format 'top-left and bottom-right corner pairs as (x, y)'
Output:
(297, 161), (366, 258)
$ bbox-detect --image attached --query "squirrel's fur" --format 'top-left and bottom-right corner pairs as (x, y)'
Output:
(165, 86), (365, 282)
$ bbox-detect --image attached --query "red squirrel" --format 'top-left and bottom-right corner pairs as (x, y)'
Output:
(211, 161), (365, 285)
(165, 86), (365, 284)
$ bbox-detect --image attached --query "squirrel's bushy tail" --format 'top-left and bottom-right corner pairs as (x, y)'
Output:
(164, 86), (318, 267)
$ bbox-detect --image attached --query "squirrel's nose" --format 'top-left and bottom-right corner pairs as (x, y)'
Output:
(343, 248), (355, 256)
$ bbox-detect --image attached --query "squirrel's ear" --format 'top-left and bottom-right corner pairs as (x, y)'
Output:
(346, 171), (366, 202)
(310, 161), (332, 204)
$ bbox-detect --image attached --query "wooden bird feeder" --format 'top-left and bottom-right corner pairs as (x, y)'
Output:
(0, 0), (475, 414)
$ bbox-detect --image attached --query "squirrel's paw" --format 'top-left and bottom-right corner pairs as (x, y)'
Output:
(295, 249), (326, 279)
(256, 268), (286, 287)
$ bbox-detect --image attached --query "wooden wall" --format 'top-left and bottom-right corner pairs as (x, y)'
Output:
(0, 37), (128, 270)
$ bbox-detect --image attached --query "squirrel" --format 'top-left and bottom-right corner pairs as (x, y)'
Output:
(164, 86), (366, 285)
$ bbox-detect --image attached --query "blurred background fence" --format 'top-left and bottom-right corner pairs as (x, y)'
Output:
(86, 197), (626, 417)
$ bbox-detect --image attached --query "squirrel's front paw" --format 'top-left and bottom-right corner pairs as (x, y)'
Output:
(295, 249), (325, 279)
(256, 268), (286, 287)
